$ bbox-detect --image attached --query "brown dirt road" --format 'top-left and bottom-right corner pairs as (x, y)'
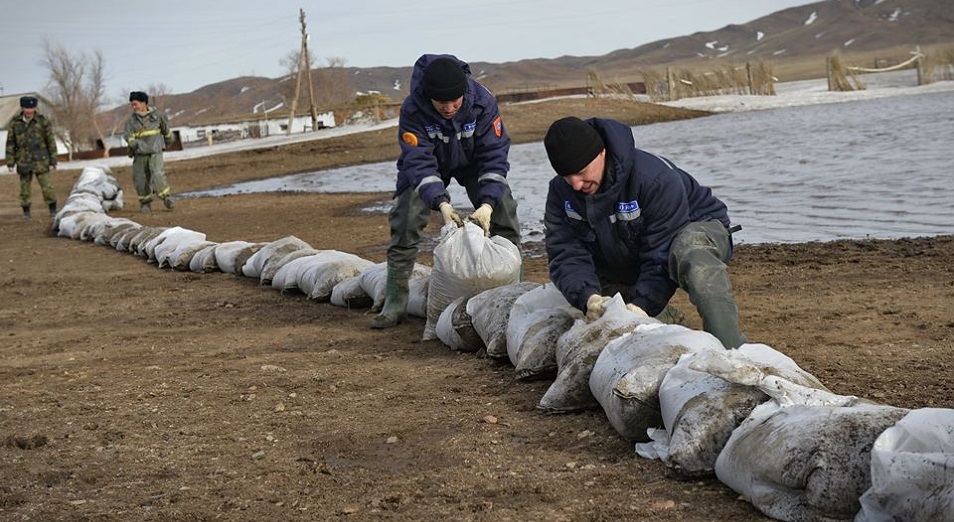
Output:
(2, 98), (952, 521)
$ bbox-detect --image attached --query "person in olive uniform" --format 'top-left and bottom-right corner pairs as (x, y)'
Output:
(124, 91), (175, 213)
(5, 96), (58, 219)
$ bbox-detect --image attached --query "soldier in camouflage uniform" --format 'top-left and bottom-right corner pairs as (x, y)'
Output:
(124, 91), (175, 213)
(5, 96), (58, 219)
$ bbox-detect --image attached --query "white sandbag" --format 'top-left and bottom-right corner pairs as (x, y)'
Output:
(407, 276), (429, 318)
(260, 248), (322, 285)
(170, 240), (218, 271)
(466, 282), (540, 359)
(506, 283), (581, 381)
(213, 241), (264, 275)
(188, 243), (220, 273)
(71, 165), (124, 208)
(93, 218), (138, 246)
(423, 222), (521, 341)
(435, 295), (484, 352)
(361, 262), (432, 312)
(539, 295), (651, 413)
(270, 254), (318, 293)
(113, 224), (147, 252)
(291, 251), (374, 301)
(54, 211), (93, 239)
(640, 343), (830, 478)
(128, 227), (168, 257)
(241, 236), (311, 280)
(329, 275), (372, 309)
(590, 322), (723, 442)
(148, 227), (207, 266)
(79, 214), (123, 242)
(857, 407), (954, 522)
(716, 402), (908, 522)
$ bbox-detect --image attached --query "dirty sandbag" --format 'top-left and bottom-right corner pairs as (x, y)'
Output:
(716, 402), (909, 522)
(170, 240), (218, 271)
(189, 243), (221, 273)
(423, 222), (521, 341)
(241, 236), (311, 280)
(407, 277), (429, 319)
(590, 322), (722, 442)
(214, 241), (264, 275)
(269, 252), (323, 293)
(436, 295), (484, 353)
(110, 223), (143, 251)
(330, 274), (372, 309)
(359, 262), (432, 315)
(127, 226), (169, 257)
(467, 281), (540, 359)
(506, 283), (582, 381)
(95, 219), (138, 247)
(857, 407), (954, 522)
(298, 251), (374, 301)
(146, 227), (207, 266)
(539, 295), (652, 413)
(260, 248), (322, 285)
(642, 343), (829, 479)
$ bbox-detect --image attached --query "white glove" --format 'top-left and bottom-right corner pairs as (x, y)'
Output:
(585, 294), (612, 322)
(625, 303), (648, 317)
(439, 202), (463, 227)
(467, 203), (493, 235)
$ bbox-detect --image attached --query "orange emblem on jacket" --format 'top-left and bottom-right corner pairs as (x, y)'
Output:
(402, 131), (419, 147)
(493, 116), (503, 137)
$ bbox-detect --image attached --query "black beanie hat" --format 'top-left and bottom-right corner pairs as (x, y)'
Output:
(20, 96), (38, 108)
(422, 58), (467, 101)
(544, 117), (605, 176)
(129, 91), (149, 103)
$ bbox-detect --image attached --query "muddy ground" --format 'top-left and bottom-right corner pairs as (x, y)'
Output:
(2, 98), (952, 521)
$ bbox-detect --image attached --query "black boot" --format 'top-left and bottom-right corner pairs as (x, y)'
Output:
(48, 201), (57, 216)
(22, 206), (31, 220)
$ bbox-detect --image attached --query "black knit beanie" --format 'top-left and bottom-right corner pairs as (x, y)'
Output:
(129, 91), (149, 103)
(20, 96), (38, 108)
(544, 117), (605, 176)
(422, 58), (467, 101)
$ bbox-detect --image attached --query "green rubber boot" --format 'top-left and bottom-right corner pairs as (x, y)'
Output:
(369, 274), (409, 329)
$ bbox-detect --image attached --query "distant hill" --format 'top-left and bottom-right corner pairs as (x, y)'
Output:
(102, 0), (953, 128)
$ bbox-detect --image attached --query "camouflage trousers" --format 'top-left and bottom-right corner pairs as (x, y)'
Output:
(19, 170), (56, 207)
(132, 153), (172, 204)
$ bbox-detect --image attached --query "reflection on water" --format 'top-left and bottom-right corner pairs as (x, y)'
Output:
(184, 91), (954, 245)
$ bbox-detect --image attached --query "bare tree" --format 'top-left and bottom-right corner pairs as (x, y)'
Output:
(42, 41), (107, 159)
(145, 82), (173, 109)
(314, 56), (355, 108)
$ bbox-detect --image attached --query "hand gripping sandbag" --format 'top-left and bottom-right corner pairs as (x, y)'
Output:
(857, 407), (954, 522)
(538, 295), (651, 413)
(423, 222), (521, 341)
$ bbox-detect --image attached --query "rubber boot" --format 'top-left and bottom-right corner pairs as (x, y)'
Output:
(163, 196), (175, 210)
(140, 202), (152, 214)
(696, 296), (747, 349)
(370, 274), (409, 329)
(22, 206), (31, 220)
(48, 201), (57, 216)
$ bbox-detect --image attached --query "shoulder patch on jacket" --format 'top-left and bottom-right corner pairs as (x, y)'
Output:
(493, 116), (503, 137)
(401, 131), (419, 147)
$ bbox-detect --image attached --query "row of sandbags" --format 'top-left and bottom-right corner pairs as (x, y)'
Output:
(52, 166), (953, 522)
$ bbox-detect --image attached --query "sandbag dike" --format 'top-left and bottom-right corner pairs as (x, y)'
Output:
(51, 166), (954, 522)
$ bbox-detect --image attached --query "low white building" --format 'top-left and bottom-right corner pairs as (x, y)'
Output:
(173, 111), (336, 146)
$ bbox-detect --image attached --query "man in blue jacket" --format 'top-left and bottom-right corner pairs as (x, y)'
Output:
(542, 116), (746, 349)
(370, 54), (520, 329)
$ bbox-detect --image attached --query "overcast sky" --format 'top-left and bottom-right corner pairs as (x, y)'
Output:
(2, 0), (818, 101)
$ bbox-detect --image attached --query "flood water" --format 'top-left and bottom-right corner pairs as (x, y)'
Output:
(185, 90), (954, 246)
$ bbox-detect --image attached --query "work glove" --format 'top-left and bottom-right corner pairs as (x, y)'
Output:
(625, 303), (648, 317)
(467, 203), (493, 236)
(439, 202), (464, 227)
(585, 294), (612, 322)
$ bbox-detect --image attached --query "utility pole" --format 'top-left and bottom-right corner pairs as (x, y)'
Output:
(300, 9), (320, 131)
(286, 8), (319, 134)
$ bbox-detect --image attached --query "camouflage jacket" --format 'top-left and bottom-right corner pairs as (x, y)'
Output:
(5, 113), (58, 173)
(124, 107), (172, 156)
